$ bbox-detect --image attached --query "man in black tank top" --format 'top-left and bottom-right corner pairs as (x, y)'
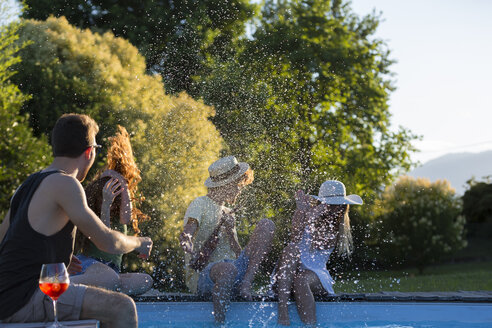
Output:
(0, 114), (153, 327)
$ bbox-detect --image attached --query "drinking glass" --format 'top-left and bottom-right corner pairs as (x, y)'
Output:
(39, 263), (70, 327)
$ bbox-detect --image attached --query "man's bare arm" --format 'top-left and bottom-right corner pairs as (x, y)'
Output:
(55, 174), (151, 256)
(0, 209), (11, 243)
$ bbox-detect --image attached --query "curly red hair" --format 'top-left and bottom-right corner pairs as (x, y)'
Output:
(105, 125), (149, 233)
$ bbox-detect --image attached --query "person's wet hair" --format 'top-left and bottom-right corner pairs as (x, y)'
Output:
(105, 125), (149, 233)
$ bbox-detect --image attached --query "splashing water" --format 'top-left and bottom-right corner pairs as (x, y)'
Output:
(247, 301), (277, 328)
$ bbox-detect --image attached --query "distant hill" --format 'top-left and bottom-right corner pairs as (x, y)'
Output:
(408, 151), (492, 195)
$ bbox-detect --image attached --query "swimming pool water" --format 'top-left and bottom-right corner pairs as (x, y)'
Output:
(136, 301), (492, 327)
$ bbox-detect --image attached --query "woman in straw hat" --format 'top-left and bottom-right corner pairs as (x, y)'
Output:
(276, 180), (362, 325)
(179, 156), (275, 323)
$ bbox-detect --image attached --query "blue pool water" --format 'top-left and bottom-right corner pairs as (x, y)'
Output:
(137, 302), (492, 327)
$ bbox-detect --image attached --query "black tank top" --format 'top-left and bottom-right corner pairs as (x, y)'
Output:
(0, 170), (75, 319)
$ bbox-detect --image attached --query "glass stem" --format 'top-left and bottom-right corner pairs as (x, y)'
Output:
(53, 299), (59, 324)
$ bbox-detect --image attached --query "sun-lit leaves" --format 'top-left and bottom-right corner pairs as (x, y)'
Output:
(0, 18), (51, 217)
(22, 0), (257, 94)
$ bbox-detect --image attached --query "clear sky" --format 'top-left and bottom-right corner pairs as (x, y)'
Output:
(0, 0), (21, 25)
(350, 0), (492, 164)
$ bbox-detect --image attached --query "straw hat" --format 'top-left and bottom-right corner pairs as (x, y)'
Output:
(204, 156), (250, 188)
(311, 180), (363, 205)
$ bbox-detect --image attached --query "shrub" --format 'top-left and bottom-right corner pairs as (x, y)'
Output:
(462, 180), (492, 223)
(374, 176), (466, 273)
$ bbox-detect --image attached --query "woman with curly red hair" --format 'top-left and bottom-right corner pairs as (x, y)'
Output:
(71, 125), (153, 296)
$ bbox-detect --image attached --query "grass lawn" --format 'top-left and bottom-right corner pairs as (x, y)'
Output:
(334, 261), (492, 293)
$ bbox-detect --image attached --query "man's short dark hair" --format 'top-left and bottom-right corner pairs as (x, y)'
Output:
(51, 114), (99, 158)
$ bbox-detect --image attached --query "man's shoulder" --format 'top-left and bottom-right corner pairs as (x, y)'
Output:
(40, 171), (81, 193)
(42, 170), (77, 182)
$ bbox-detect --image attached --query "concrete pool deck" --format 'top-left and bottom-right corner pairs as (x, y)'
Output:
(133, 289), (492, 303)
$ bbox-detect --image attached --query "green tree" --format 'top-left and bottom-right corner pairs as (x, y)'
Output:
(22, 0), (256, 94)
(374, 176), (466, 273)
(462, 180), (492, 223)
(202, 0), (418, 247)
(13, 17), (223, 288)
(0, 10), (51, 217)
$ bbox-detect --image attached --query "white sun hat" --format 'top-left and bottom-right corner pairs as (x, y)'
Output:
(311, 180), (363, 205)
(204, 156), (250, 188)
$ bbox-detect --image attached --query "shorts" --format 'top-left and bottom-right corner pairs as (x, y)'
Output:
(0, 284), (87, 323)
(71, 254), (120, 276)
(197, 251), (249, 297)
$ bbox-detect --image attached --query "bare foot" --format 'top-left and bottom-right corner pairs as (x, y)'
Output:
(214, 311), (226, 324)
(239, 280), (253, 301)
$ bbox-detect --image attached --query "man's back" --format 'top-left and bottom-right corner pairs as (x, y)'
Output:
(0, 170), (75, 319)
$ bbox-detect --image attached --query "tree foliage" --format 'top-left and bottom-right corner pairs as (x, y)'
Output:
(374, 176), (466, 273)
(202, 0), (418, 247)
(0, 15), (52, 217)
(13, 17), (223, 288)
(22, 0), (256, 94)
(462, 180), (492, 223)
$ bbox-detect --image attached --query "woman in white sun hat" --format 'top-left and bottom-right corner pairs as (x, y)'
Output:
(275, 180), (362, 326)
(179, 156), (275, 323)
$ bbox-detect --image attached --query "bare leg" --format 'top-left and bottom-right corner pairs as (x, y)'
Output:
(118, 273), (153, 295)
(71, 262), (119, 290)
(241, 218), (275, 299)
(293, 270), (322, 325)
(276, 243), (300, 326)
(80, 285), (137, 328)
(209, 262), (238, 323)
